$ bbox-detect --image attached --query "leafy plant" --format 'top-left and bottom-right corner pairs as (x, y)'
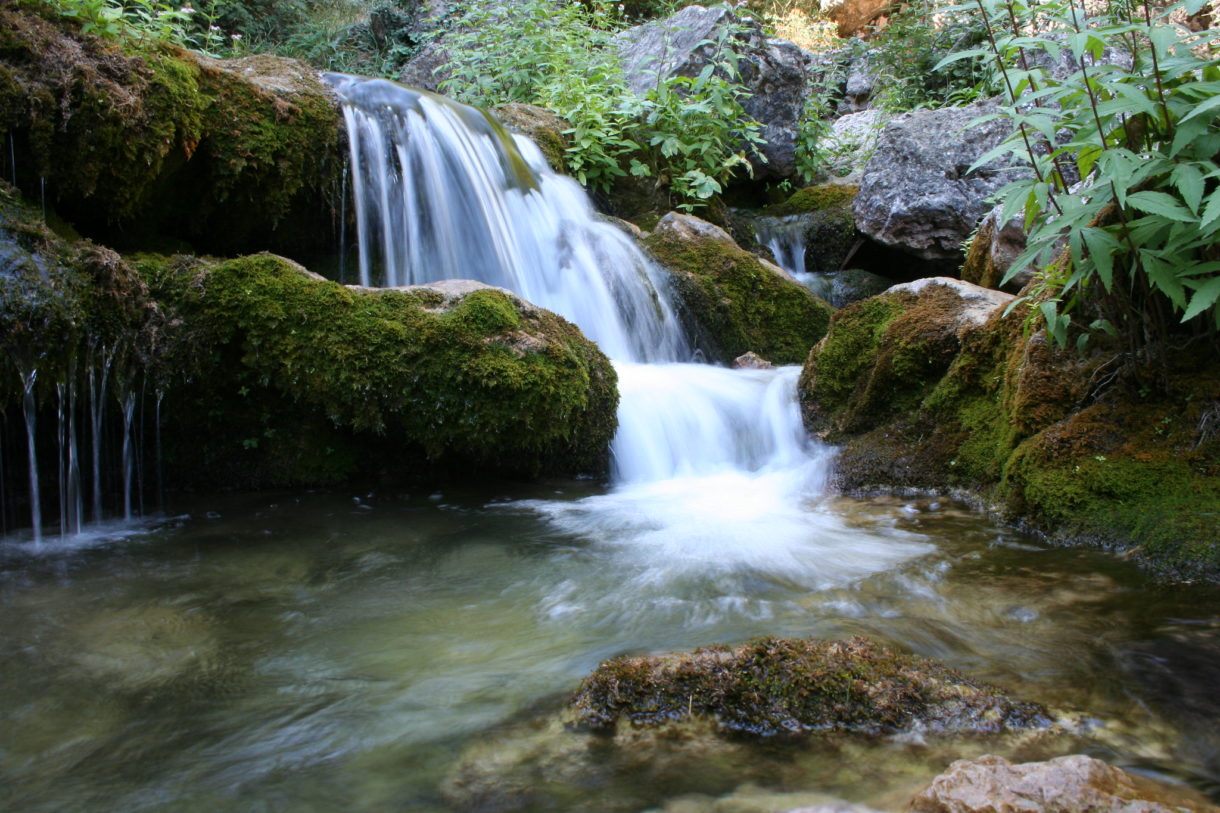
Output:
(440, 0), (765, 208)
(871, 0), (998, 111)
(945, 0), (1220, 362)
(49, 0), (241, 56)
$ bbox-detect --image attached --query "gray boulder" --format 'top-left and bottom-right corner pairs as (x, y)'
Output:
(853, 101), (1029, 262)
(615, 5), (823, 179)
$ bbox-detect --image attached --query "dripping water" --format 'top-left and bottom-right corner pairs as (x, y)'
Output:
(120, 389), (136, 520)
(755, 215), (833, 300)
(20, 368), (41, 545)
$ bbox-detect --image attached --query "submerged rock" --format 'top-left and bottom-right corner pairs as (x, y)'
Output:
(571, 636), (1048, 737)
(141, 253), (619, 485)
(909, 754), (1220, 813)
(853, 102), (1028, 264)
(645, 212), (833, 364)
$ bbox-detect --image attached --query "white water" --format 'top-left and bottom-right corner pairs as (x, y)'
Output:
(327, 74), (934, 583)
(756, 214), (833, 300)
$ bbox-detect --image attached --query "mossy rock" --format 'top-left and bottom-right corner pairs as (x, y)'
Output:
(799, 273), (1220, 581)
(0, 4), (343, 257)
(572, 636), (1049, 737)
(799, 277), (1013, 438)
(644, 212), (833, 364)
(140, 254), (619, 486)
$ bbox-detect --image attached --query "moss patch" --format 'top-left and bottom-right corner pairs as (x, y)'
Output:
(140, 253), (619, 487)
(761, 183), (858, 218)
(644, 213), (833, 364)
(572, 636), (1048, 737)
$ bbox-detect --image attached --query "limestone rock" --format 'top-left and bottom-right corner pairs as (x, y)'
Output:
(798, 277), (1012, 437)
(853, 102), (1029, 263)
(908, 754), (1220, 813)
(825, 268), (893, 308)
(493, 102), (572, 174)
(645, 212), (833, 364)
(615, 5), (820, 178)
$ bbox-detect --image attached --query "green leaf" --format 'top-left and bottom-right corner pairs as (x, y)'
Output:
(1080, 227), (1119, 291)
(1180, 93), (1220, 124)
(1171, 163), (1206, 214)
(1181, 276), (1220, 321)
(1200, 190), (1220, 230)
(1127, 190), (1196, 222)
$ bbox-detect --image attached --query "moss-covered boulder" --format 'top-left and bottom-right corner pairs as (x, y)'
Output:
(141, 254), (619, 486)
(644, 212), (833, 364)
(799, 276), (1220, 580)
(0, 4), (343, 256)
(572, 636), (1048, 737)
(732, 184), (859, 282)
(800, 278), (1013, 438)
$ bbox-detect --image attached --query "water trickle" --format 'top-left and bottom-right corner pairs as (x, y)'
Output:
(88, 347), (113, 523)
(119, 389), (136, 521)
(755, 215), (833, 300)
(20, 368), (41, 545)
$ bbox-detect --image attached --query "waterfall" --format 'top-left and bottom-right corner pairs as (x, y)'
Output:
(20, 368), (41, 544)
(754, 215), (832, 301)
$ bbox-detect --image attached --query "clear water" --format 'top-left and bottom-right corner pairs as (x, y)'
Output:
(2, 481), (1219, 812)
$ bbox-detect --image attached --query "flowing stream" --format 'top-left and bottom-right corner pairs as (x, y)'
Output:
(1, 77), (1218, 811)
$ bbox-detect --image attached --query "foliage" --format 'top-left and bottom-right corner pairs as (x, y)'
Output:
(793, 59), (846, 183)
(439, 0), (765, 209)
(871, 0), (998, 111)
(946, 0), (1220, 359)
(47, 0), (242, 56)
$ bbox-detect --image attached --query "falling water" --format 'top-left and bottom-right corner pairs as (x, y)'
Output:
(119, 389), (136, 521)
(20, 368), (41, 544)
(88, 348), (112, 523)
(755, 215), (833, 300)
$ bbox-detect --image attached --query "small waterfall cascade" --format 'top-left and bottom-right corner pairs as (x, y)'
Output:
(326, 74), (687, 364)
(327, 74), (831, 491)
(754, 215), (832, 301)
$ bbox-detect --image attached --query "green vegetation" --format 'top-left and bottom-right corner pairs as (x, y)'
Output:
(572, 635), (1048, 736)
(438, 0), (764, 209)
(948, 0), (1220, 363)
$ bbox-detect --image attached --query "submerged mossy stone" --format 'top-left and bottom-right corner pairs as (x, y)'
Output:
(142, 254), (618, 486)
(0, 4), (343, 256)
(644, 212), (833, 365)
(799, 275), (1220, 581)
(572, 636), (1048, 737)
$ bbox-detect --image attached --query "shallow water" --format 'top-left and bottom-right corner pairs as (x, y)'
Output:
(2, 478), (1219, 812)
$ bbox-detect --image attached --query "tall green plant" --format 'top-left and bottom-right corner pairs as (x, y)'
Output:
(943, 0), (1220, 359)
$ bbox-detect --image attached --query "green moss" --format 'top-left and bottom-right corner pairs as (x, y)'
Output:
(572, 636), (1047, 737)
(761, 184), (858, 218)
(146, 253), (618, 486)
(644, 216), (833, 364)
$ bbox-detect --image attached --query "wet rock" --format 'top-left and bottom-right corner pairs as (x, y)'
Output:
(734, 352), (774, 369)
(0, 3), (343, 256)
(615, 5), (819, 178)
(644, 212), (833, 364)
(746, 184), (859, 277)
(144, 253), (619, 485)
(824, 269), (893, 308)
(908, 754), (1220, 813)
(853, 102), (1029, 263)
(67, 604), (222, 691)
(571, 635), (1048, 737)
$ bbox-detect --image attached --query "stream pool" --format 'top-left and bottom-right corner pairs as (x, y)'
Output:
(2, 477), (1218, 811)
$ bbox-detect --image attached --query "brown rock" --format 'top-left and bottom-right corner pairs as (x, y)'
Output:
(734, 351), (775, 369)
(820, 0), (899, 38)
(908, 754), (1220, 813)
